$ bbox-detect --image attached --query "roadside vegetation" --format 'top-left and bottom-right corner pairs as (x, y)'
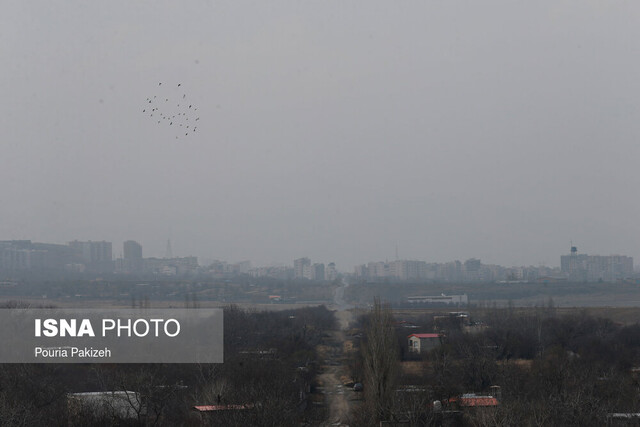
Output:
(0, 303), (335, 426)
(348, 302), (640, 426)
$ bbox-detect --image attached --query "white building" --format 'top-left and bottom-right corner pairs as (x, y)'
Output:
(408, 333), (441, 353)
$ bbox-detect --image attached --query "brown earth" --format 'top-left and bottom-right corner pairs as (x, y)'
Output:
(315, 309), (358, 425)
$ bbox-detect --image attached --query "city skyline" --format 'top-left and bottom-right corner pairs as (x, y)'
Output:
(2, 2), (639, 272)
(1, 237), (635, 272)
(3, 3), (640, 424)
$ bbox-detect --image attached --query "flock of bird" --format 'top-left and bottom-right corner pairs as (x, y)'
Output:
(143, 83), (200, 139)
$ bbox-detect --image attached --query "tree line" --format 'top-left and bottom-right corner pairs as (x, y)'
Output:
(350, 302), (640, 426)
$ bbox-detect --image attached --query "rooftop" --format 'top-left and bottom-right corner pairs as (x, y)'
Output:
(408, 333), (440, 339)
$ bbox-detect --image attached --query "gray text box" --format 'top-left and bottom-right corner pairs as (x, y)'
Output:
(0, 309), (223, 363)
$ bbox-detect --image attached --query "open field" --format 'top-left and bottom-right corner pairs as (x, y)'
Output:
(8, 295), (640, 325)
(0, 297), (326, 311)
(392, 305), (640, 325)
(346, 280), (640, 311)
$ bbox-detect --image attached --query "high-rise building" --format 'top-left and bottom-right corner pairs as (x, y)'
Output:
(234, 260), (251, 274)
(294, 257), (311, 279)
(68, 240), (113, 273)
(326, 262), (337, 281)
(313, 263), (325, 281)
(0, 240), (75, 272)
(390, 260), (428, 280)
(123, 240), (143, 273)
(354, 264), (368, 279)
(368, 261), (388, 278)
(463, 258), (482, 281)
(560, 246), (633, 281)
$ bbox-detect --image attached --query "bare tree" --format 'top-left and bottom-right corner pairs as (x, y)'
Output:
(362, 297), (398, 422)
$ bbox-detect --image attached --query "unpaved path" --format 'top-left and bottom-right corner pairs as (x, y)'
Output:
(315, 280), (357, 425)
(317, 335), (349, 424)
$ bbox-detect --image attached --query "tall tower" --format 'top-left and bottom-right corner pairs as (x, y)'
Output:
(165, 239), (173, 259)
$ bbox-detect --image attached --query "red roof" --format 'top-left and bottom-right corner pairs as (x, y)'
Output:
(408, 333), (440, 339)
(461, 397), (498, 407)
(193, 404), (253, 412)
(448, 397), (499, 407)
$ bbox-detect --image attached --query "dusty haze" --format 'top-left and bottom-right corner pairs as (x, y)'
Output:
(2, 1), (639, 268)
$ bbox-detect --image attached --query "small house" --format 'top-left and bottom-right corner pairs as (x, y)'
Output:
(408, 333), (441, 353)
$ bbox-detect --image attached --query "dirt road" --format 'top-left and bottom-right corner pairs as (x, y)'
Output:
(316, 308), (355, 425)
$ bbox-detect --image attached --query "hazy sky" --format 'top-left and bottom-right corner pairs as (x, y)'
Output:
(2, 1), (639, 269)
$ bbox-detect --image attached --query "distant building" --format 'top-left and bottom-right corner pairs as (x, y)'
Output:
(206, 260), (251, 277)
(235, 260), (251, 274)
(390, 260), (428, 280)
(354, 264), (368, 279)
(354, 257), (566, 283)
(326, 262), (337, 281)
(144, 256), (198, 277)
(123, 240), (143, 273)
(0, 240), (76, 272)
(440, 260), (463, 282)
(408, 333), (441, 353)
(248, 265), (294, 280)
(446, 393), (500, 410)
(312, 263), (325, 281)
(463, 258), (482, 281)
(355, 260), (429, 281)
(68, 240), (113, 273)
(294, 257), (311, 279)
(368, 261), (388, 278)
(560, 246), (633, 282)
(407, 294), (468, 306)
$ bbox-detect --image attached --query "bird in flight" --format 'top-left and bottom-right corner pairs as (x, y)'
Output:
(143, 82), (200, 140)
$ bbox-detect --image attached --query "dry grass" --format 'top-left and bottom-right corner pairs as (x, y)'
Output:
(392, 306), (640, 326)
(400, 361), (427, 376)
(497, 359), (533, 369)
